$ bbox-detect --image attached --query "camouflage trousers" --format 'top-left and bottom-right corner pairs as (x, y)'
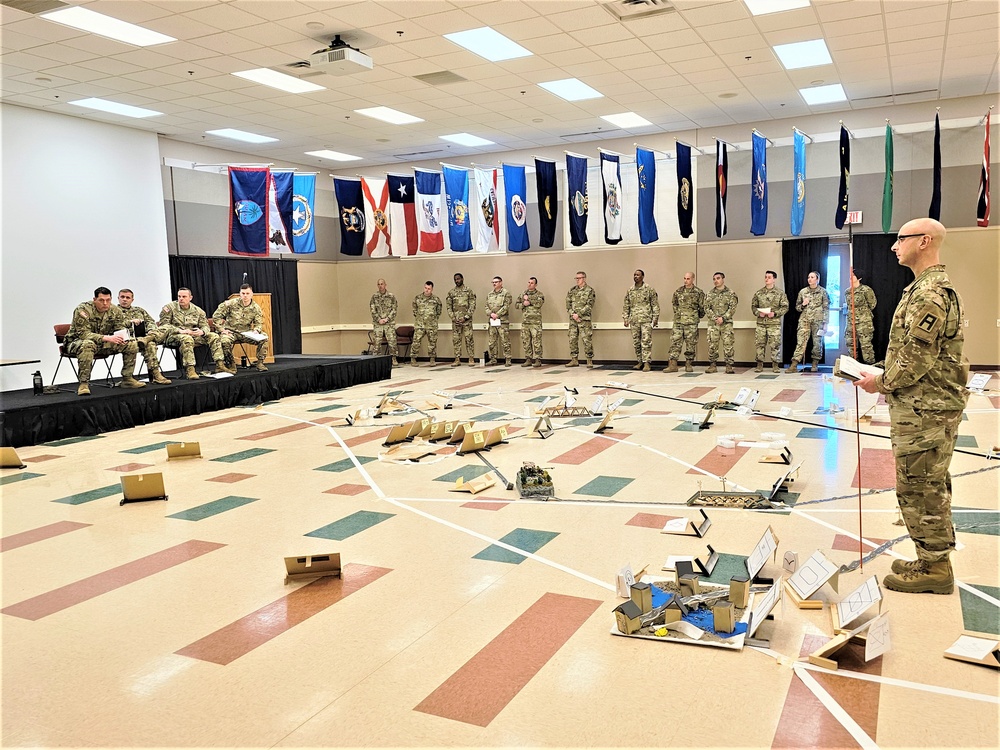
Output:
(568, 320), (593, 358)
(629, 321), (653, 363)
(522, 323), (543, 361)
(792, 318), (824, 363)
(219, 331), (269, 364)
(707, 322), (735, 365)
(890, 406), (962, 563)
(163, 331), (222, 367)
(754, 324), (781, 363)
(668, 323), (698, 362)
(488, 322), (511, 361)
(848, 321), (875, 363)
(66, 339), (138, 381)
(372, 323), (396, 357)
(452, 321), (475, 357)
(136, 329), (170, 369)
(412, 325), (438, 358)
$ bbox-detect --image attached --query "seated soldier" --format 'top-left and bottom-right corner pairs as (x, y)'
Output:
(64, 286), (147, 396)
(117, 288), (170, 384)
(213, 283), (269, 372)
(158, 287), (232, 379)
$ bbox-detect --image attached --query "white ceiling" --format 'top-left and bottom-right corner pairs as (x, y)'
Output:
(2, 0), (998, 167)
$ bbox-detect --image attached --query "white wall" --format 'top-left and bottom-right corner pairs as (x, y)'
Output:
(1, 104), (171, 390)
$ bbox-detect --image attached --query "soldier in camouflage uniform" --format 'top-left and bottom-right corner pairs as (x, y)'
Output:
(565, 271), (596, 368)
(370, 278), (398, 366)
(750, 271), (789, 372)
(518, 277), (545, 368)
(485, 276), (513, 367)
(213, 283), (270, 372)
(158, 288), (229, 380)
(117, 288), (171, 384)
(447, 272), (477, 367)
(411, 281), (442, 366)
(65, 286), (147, 396)
(665, 272), (705, 373)
(787, 271), (830, 373)
(704, 272), (738, 373)
(622, 269), (659, 372)
(855, 218), (968, 595)
(846, 272), (877, 363)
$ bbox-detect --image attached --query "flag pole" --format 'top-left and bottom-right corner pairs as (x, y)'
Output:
(438, 162), (470, 171)
(751, 129), (774, 146)
(635, 143), (674, 159)
(713, 136), (741, 151)
(838, 120), (856, 139)
(792, 127), (814, 143)
(979, 105), (994, 125)
(564, 150), (589, 159)
(846, 220), (865, 571)
(674, 138), (705, 154)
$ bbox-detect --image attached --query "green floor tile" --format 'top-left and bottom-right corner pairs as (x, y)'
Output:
(0, 472), (43, 486)
(211, 448), (276, 463)
(121, 441), (179, 454)
(546, 370), (566, 375)
(454, 393), (483, 400)
(756, 374), (780, 380)
(959, 584), (1000, 635)
(53, 484), (121, 505)
(434, 464), (492, 483)
(954, 507), (999, 536)
(469, 411), (508, 422)
(307, 403), (349, 412)
(43, 435), (104, 447)
(167, 495), (257, 521)
(797, 427), (833, 439)
(315, 456), (377, 472)
(620, 399), (643, 407)
(574, 475), (634, 498)
(306, 510), (395, 541)
(609, 371), (633, 376)
(954, 435), (978, 448)
(473, 528), (560, 564)
(525, 395), (551, 403)
(672, 422), (703, 432)
(565, 416), (601, 426)
(680, 372), (702, 377)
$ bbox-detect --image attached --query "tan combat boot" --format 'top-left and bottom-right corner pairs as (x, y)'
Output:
(891, 558), (922, 575)
(705, 362), (718, 374)
(255, 361), (267, 372)
(429, 357), (436, 366)
(451, 358), (461, 367)
(772, 363), (781, 373)
(534, 360), (543, 368)
(810, 361), (819, 373)
(684, 360), (693, 373)
(505, 359), (512, 367)
(468, 357), (476, 367)
(632, 362), (643, 371)
(391, 357), (398, 367)
(586, 359), (594, 369)
(664, 359), (678, 373)
(566, 358), (579, 367)
(120, 376), (146, 389)
(411, 358), (418, 367)
(883, 559), (954, 595)
(754, 361), (763, 373)
(521, 359), (533, 367)
(642, 362), (650, 372)
(77, 382), (91, 396)
(785, 359), (799, 373)
(185, 365), (199, 380)
(149, 367), (171, 384)
(215, 360), (237, 375)
(725, 364), (735, 374)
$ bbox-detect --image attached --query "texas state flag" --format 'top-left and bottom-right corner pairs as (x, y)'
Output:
(387, 174), (417, 255)
(415, 169), (444, 253)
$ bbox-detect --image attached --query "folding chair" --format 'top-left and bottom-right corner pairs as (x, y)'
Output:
(395, 325), (414, 360)
(51, 324), (115, 390)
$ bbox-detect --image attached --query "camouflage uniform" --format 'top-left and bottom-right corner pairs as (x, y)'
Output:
(518, 288), (545, 362)
(750, 286), (789, 364)
(622, 284), (659, 364)
(874, 264), (967, 564)
(565, 284), (596, 359)
(65, 300), (139, 382)
(447, 284), (477, 358)
(486, 287), (513, 363)
(118, 304), (170, 367)
(668, 285), (706, 363)
(705, 285), (738, 365)
(370, 290), (398, 357)
(213, 298), (269, 364)
(158, 301), (223, 365)
(411, 292), (442, 362)
(792, 285), (830, 363)
(847, 283), (877, 363)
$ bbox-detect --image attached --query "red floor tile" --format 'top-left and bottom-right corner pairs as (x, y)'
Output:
(323, 484), (370, 496)
(771, 389), (806, 403)
(1, 521), (92, 552)
(686, 446), (749, 476)
(156, 412), (262, 435)
(448, 380), (492, 391)
(238, 422), (314, 440)
(338, 427), (392, 448)
(106, 463), (153, 473)
(21, 454), (63, 463)
(519, 381), (560, 392)
(550, 434), (631, 465)
(851, 448), (896, 489)
(832, 534), (889, 553)
(206, 473), (255, 483)
(679, 386), (715, 399)
(461, 501), (509, 511)
(625, 512), (679, 529)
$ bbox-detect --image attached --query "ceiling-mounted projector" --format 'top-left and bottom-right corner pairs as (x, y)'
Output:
(308, 35), (373, 75)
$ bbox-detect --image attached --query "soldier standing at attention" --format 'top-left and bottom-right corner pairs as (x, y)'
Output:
(787, 271), (830, 373)
(705, 272), (738, 374)
(622, 269), (658, 372)
(855, 218), (968, 595)
(117, 288), (171, 384)
(518, 276), (545, 368)
(565, 271), (596, 369)
(485, 276), (513, 367)
(665, 272), (705, 373)
(213, 283), (269, 372)
(447, 272), (477, 367)
(159, 288), (230, 380)
(847, 272), (877, 363)
(750, 271), (789, 373)
(65, 286), (148, 395)
(411, 281), (442, 366)
(370, 278), (398, 366)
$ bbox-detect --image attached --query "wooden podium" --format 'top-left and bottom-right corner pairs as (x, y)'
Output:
(227, 292), (275, 363)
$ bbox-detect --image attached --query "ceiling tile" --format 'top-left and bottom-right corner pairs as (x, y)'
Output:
(546, 4), (617, 33)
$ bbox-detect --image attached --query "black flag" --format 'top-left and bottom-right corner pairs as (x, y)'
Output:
(835, 125), (850, 229)
(676, 142), (693, 238)
(714, 140), (728, 238)
(929, 113), (942, 220)
(534, 158), (558, 247)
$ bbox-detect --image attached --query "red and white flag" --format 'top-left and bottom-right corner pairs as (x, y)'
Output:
(474, 167), (499, 253)
(977, 111), (990, 227)
(387, 174), (417, 255)
(361, 177), (391, 257)
(414, 168), (444, 253)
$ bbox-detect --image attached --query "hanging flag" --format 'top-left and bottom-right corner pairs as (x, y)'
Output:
(835, 125), (850, 229)
(333, 177), (365, 257)
(291, 173), (315, 254)
(715, 140), (728, 238)
(566, 153), (589, 247)
(676, 143), (693, 239)
(361, 177), (391, 257)
(882, 124), (894, 233)
(600, 152), (623, 245)
(790, 131), (806, 237)
(534, 158), (558, 248)
(387, 174), (417, 256)
(750, 132), (767, 236)
(977, 111), (991, 227)
(474, 167), (500, 253)
(229, 166), (269, 256)
(929, 113), (942, 220)
(442, 166), (472, 253)
(636, 147), (658, 245)
(269, 171), (294, 254)
(502, 163), (530, 253)
(414, 169), (444, 253)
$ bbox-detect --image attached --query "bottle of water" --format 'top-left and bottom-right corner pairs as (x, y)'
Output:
(32, 371), (43, 395)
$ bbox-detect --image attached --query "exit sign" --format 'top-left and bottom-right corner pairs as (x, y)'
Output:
(846, 210), (863, 224)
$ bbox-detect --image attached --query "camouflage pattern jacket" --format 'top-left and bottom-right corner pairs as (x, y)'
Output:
(671, 285), (706, 325)
(65, 301), (127, 345)
(159, 302), (211, 335)
(705, 286), (738, 323)
(846, 284), (876, 323)
(622, 284), (659, 324)
(412, 293), (442, 327)
(117, 305), (158, 336)
(518, 289), (544, 325)
(213, 298), (263, 333)
(565, 284), (595, 320)
(370, 291), (397, 325)
(795, 285), (830, 325)
(750, 287), (789, 326)
(486, 288), (513, 321)
(446, 285), (476, 322)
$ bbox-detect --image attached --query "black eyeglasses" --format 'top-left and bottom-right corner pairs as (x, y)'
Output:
(895, 233), (926, 243)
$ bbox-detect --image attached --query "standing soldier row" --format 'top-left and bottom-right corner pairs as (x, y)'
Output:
(664, 272), (704, 373)
(518, 277), (545, 368)
(705, 272), (738, 374)
(566, 271), (595, 369)
(751, 271), (789, 373)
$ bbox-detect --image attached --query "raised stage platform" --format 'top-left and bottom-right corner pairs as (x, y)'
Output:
(0, 355), (391, 448)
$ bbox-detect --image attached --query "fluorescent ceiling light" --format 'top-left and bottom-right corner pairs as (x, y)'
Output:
(774, 39), (832, 70)
(439, 133), (496, 147)
(41, 7), (175, 47)
(444, 27), (532, 62)
(233, 69), (325, 94)
(354, 106), (424, 125)
(799, 83), (847, 105)
(69, 97), (162, 118)
(305, 149), (362, 161)
(538, 78), (603, 102)
(744, 0), (810, 15)
(600, 112), (653, 129)
(206, 128), (278, 144)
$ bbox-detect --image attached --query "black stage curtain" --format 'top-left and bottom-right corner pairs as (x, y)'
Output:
(780, 237), (829, 364)
(851, 233), (911, 363)
(167, 255), (302, 354)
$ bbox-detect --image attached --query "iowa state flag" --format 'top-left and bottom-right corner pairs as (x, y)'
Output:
(676, 143), (693, 239)
(715, 140), (728, 238)
(229, 166), (269, 256)
(443, 166), (472, 252)
(474, 167), (499, 253)
(636, 147), (658, 245)
(790, 130), (806, 237)
(750, 132), (767, 236)
(291, 173), (315, 254)
(835, 125), (850, 230)
(333, 177), (365, 257)
(268, 171), (293, 254)
(387, 174), (417, 255)
(361, 177), (390, 257)
(503, 164), (529, 253)
(415, 169), (444, 253)
(978, 111), (991, 227)
(600, 152), (622, 245)
(534, 158), (557, 248)
(566, 153), (588, 247)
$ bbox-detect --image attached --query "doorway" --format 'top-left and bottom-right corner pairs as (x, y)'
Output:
(823, 241), (852, 362)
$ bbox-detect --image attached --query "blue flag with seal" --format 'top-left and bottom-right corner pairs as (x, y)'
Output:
(502, 164), (529, 252)
(566, 153), (588, 247)
(229, 166), (269, 256)
(790, 131), (806, 237)
(534, 158), (557, 248)
(443, 166), (472, 252)
(676, 143), (693, 239)
(750, 132), (767, 236)
(291, 173), (315, 254)
(636, 147), (658, 244)
(333, 177), (365, 256)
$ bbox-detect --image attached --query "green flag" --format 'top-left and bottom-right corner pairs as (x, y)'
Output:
(881, 124), (893, 233)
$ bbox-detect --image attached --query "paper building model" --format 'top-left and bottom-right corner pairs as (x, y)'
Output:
(630, 582), (652, 614)
(614, 600), (644, 635)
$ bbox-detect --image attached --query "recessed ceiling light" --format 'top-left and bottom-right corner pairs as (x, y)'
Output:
(439, 133), (496, 147)
(69, 97), (162, 118)
(206, 128), (278, 144)
(306, 21), (325, 30)
(538, 78), (603, 102)
(233, 68), (325, 94)
(773, 39), (832, 70)
(444, 27), (533, 62)
(600, 112), (653, 129)
(354, 106), (424, 125)
(799, 83), (847, 105)
(305, 149), (362, 161)
(744, 0), (811, 16)
(41, 7), (175, 47)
